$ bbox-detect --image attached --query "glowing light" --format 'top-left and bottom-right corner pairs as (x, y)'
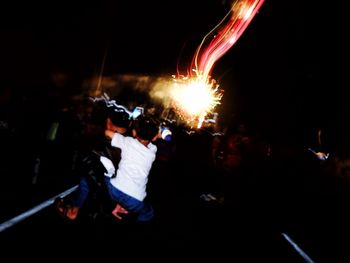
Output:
(165, 0), (264, 128)
(192, 0), (265, 80)
(169, 73), (222, 128)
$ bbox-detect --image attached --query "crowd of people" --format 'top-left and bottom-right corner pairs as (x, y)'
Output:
(57, 103), (160, 224)
(2, 79), (350, 260)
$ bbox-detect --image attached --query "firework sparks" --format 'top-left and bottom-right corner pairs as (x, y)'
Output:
(170, 73), (223, 128)
(167, 0), (264, 128)
(193, 0), (265, 80)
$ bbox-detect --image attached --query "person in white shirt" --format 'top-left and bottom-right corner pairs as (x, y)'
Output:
(58, 114), (159, 222)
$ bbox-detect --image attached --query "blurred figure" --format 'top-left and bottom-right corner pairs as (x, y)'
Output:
(58, 114), (159, 223)
(211, 122), (252, 205)
(56, 100), (132, 220)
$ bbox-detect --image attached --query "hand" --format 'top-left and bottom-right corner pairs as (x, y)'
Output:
(315, 152), (329, 161)
(105, 129), (115, 139)
(100, 156), (115, 178)
(308, 148), (329, 161)
(111, 203), (129, 220)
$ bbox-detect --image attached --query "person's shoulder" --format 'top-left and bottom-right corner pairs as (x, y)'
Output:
(111, 132), (128, 142)
(148, 142), (157, 153)
(116, 135), (136, 147)
(123, 135), (135, 142)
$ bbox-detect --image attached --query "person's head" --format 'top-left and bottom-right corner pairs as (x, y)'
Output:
(106, 108), (131, 135)
(132, 115), (160, 142)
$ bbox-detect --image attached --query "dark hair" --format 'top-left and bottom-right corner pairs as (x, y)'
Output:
(107, 108), (131, 128)
(133, 115), (159, 141)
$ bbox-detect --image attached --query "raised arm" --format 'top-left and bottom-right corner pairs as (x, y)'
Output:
(105, 129), (115, 140)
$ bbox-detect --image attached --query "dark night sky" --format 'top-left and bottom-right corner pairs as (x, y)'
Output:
(0, 0), (348, 140)
(1, 1), (230, 76)
(1, 2), (350, 254)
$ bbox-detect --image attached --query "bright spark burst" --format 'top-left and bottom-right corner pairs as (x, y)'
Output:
(170, 73), (223, 128)
(167, 0), (264, 128)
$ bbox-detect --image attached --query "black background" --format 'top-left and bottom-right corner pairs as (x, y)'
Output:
(0, 0), (348, 142)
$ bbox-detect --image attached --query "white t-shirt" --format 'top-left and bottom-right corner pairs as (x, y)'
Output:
(110, 133), (157, 201)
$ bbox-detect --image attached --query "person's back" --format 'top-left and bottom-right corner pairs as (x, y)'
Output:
(106, 115), (159, 201)
(104, 114), (160, 222)
(109, 132), (157, 201)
